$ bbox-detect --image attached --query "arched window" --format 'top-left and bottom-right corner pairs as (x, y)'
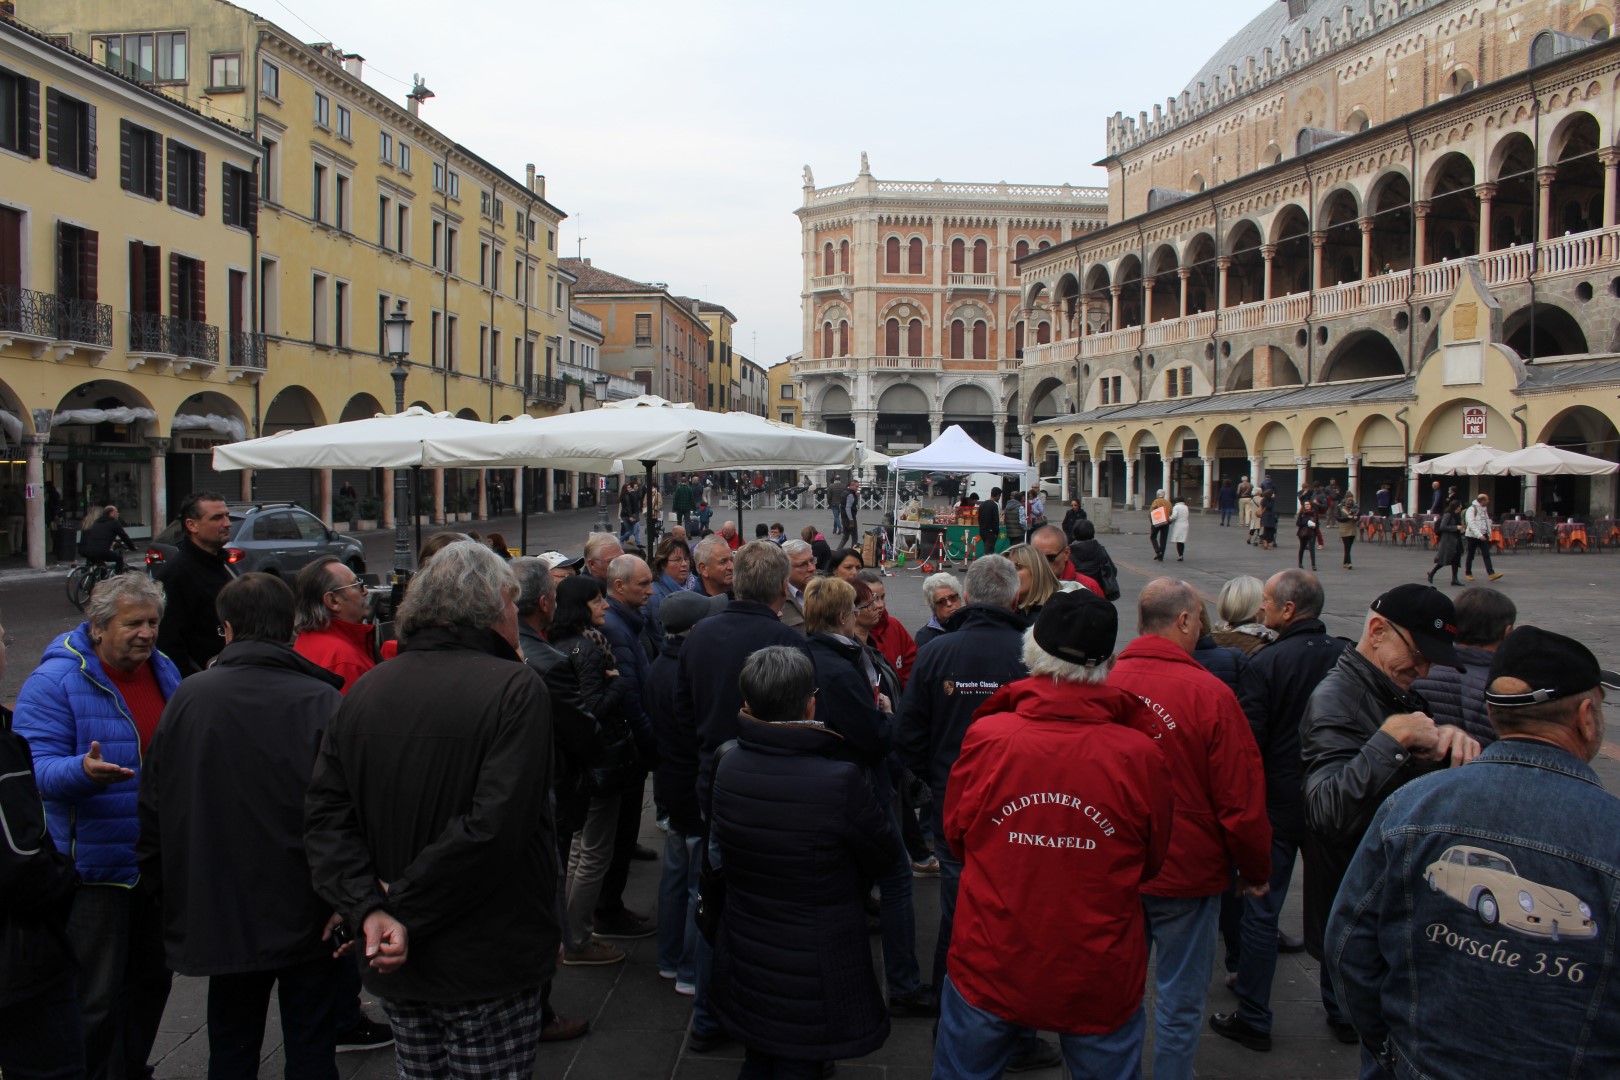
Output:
(1036, 320), (1051, 344)
(885, 237), (901, 274)
(951, 239), (966, 273)
(949, 319), (965, 359)
(972, 320), (987, 359)
(822, 242), (834, 276)
(908, 237), (924, 273)
(838, 239), (849, 272)
(821, 322), (833, 358)
(838, 320), (849, 357)
(907, 318), (923, 357)
(972, 239), (988, 274)
(1037, 239), (1051, 250)
(1014, 321), (1026, 357)
(1015, 239), (1030, 261)
(1346, 109), (1370, 132)
(1445, 69), (1474, 96)
(884, 318), (900, 357)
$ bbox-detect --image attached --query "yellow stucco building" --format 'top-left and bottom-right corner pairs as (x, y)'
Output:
(16, 0), (574, 547)
(768, 358), (802, 428)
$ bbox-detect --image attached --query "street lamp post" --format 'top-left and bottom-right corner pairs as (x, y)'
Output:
(384, 303), (415, 578)
(593, 375), (611, 536)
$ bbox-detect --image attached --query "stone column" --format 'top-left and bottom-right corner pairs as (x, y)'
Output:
(1089, 458), (1101, 499)
(1295, 456), (1310, 498)
(1109, 285), (1122, 330)
(1123, 457), (1136, 510)
(854, 410), (877, 455)
(1178, 268), (1191, 318)
(1475, 183), (1497, 252)
(1249, 454), (1265, 489)
(1202, 456), (1215, 510)
(381, 469), (395, 527)
(1142, 276), (1157, 323)
(1345, 454), (1361, 503)
(147, 438), (170, 533)
(431, 469), (445, 524)
(1523, 475), (1540, 517)
(475, 472), (487, 520)
(1602, 149), (1620, 229)
(25, 434), (46, 569)
(1413, 202), (1431, 266)
(928, 411), (942, 441)
(1536, 167), (1557, 243)
(992, 417), (1007, 457)
(1359, 216), (1375, 275)
(1260, 245), (1276, 300)
(571, 474), (580, 510)
(318, 468), (333, 524)
(240, 469), (253, 501)
(1406, 455), (1422, 515)
(1216, 257), (1231, 309)
(1310, 231), (1326, 290)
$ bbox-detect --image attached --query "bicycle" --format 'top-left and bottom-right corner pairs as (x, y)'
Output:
(66, 543), (132, 611)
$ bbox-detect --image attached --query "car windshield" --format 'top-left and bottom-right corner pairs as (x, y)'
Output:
(1467, 851), (1516, 873)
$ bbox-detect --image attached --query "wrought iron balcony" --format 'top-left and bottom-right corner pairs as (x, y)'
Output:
(0, 286), (113, 354)
(54, 295), (114, 347)
(228, 330), (267, 369)
(126, 311), (219, 368)
(527, 375), (567, 405)
(0, 284), (56, 340)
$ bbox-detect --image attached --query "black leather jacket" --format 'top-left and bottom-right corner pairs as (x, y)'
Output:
(0, 706), (78, 1007)
(519, 623), (607, 836)
(548, 628), (638, 799)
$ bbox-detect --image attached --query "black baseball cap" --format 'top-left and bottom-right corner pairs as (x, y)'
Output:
(661, 591), (728, 635)
(1485, 626), (1620, 707)
(1371, 583), (1463, 671)
(1032, 588), (1117, 668)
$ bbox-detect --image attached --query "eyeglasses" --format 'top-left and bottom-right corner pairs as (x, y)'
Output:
(854, 602), (873, 612)
(1044, 550), (1066, 564)
(326, 580), (366, 597)
(1387, 623), (1429, 668)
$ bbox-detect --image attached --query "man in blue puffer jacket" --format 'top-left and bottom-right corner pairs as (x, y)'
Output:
(15, 574), (182, 1080)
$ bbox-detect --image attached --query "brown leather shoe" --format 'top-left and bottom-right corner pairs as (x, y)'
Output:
(540, 1015), (590, 1042)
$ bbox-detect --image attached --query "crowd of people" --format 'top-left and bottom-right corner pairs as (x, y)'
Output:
(0, 479), (1614, 1080)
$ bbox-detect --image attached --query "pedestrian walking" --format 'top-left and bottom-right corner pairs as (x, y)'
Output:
(1335, 494), (1359, 569)
(1218, 479), (1237, 526)
(1149, 489), (1171, 560)
(1463, 492), (1504, 582)
(1258, 482), (1278, 549)
(839, 480), (861, 549)
(976, 487), (1001, 557)
(1236, 476), (1254, 535)
(1169, 498), (1190, 561)
(1295, 505), (1320, 570)
(1426, 499), (1464, 586)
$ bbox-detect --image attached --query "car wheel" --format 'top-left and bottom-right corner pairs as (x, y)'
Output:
(1427, 872), (1438, 893)
(1476, 890), (1499, 926)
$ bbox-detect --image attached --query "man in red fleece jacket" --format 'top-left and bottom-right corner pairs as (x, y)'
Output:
(1107, 577), (1271, 1080)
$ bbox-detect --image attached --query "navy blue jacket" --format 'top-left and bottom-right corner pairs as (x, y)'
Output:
(674, 599), (810, 807)
(710, 713), (896, 1060)
(603, 598), (655, 757)
(1194, 635), (1251, 699)
(1410, 644), (1496, 747)
(647, 634), (701, 835)
(805, 632), (893, 796)
(897, 604), (1028, 837)
(1236, 617), (1348, 841)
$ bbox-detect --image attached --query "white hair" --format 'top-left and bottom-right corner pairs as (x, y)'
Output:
(1021, 626), (1111, 684)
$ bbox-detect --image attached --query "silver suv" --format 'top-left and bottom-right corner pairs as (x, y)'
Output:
(144, 501), (366, 578)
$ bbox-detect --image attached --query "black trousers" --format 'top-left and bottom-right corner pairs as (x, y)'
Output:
(1465, 536), (1496, 575)
(1341, 535), (1355, 565)
(206, 957), (341, 1080)
(66, 884), (171, 1080)
(1298, 536), (1316, 568)
(597, 770), (647, 915)
(0, 975), (84, 1080)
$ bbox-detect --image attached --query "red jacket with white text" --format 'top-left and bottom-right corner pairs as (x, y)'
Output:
(1106, 634), (1271, 896)
(944, 677), (1173, 1033)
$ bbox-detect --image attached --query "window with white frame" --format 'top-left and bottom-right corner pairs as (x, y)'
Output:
(313, 91), (330, 129)
(260, 58), (280, 98)
(335, 104), (350, 141)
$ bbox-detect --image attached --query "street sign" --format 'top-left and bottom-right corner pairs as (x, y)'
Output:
(1462, 405), (1487, 440)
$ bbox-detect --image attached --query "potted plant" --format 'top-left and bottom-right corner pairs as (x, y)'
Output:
(332, 494), (357, 531)
(356, 495), (381, 531)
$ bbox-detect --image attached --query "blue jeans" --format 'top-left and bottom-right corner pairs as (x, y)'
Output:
(933, 976), (1144, 1080)
(690, 832), (723, 1041)
(877, 804), (922, 998)
(1234, 835), (1300, 1032)
(930, 836), (964, 991)
(1141, 893), (1220, 1080)
(656, 829), (700, 984)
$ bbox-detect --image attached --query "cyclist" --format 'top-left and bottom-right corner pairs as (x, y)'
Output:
(78, 505), (133, 573)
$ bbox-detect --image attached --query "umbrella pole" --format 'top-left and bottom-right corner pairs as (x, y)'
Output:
(412, 466), (423, 555)
(736, 473), (744, 541)
(642, 461), (657, 553)
(519, 466), (528, 557)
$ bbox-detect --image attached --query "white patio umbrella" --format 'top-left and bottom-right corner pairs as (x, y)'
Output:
(1410, 444), (1506, 475)
(1482, 443), (1620, 476)
(423, 395), (867, 539)
(211, 406), (492, 470)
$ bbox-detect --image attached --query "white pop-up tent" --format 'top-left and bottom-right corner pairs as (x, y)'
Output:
(889, 424), (1034, 476)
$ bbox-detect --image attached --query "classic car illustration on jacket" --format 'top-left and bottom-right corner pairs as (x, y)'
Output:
(1425, 844), (1598, 941)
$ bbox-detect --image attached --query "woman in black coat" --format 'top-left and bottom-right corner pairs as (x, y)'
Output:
(1067, 519), (1120, 599)
(548, 575), (638, 963)
(711, 646), (898, 1076)
(1427, 499), (1465, 586)
(1060, 497), (1086, 540)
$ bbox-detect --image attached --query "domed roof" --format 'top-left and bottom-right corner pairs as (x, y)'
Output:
(1181, 0), (1375, 98)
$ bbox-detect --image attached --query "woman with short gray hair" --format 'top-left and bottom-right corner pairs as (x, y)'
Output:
(14, 569), (181, 1078)
(915, 572), (964, 650)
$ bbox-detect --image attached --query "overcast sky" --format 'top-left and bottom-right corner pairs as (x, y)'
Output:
(259, 0), (1255, 368)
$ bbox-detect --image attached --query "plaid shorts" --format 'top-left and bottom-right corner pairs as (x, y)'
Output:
(385, 986), (545, 1080)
